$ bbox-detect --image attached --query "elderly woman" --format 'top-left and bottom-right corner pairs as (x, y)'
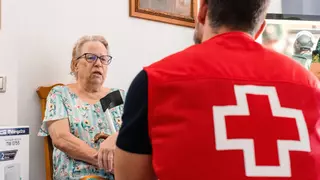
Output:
(38, 35), (124, 180)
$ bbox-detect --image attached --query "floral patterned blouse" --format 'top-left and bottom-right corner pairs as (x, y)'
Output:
(38, 86), (125, 180)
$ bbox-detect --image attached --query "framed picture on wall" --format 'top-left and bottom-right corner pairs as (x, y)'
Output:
(129, 0), (197, 28)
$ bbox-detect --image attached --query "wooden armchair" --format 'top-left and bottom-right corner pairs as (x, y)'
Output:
(37, 84), (63, 180)
(37, 84), (108, 180)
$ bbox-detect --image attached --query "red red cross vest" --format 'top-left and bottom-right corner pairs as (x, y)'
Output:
(144, 32), (320, 180)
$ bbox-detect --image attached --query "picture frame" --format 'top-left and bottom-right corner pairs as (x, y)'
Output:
(129, 0), (198, 28)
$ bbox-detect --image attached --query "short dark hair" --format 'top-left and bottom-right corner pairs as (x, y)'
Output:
(205, 0), (270, 34)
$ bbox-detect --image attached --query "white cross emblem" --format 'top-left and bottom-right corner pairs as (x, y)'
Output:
(212, 85), (311, 177)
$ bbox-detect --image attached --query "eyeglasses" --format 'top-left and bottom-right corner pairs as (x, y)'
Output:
(76, 53), (112, 65)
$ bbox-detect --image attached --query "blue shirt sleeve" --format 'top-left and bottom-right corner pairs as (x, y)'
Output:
(38, 86), (68, 136)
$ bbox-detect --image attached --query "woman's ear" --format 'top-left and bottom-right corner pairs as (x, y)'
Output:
(75, 64), (78, 71)
(74, 60), (79, 71)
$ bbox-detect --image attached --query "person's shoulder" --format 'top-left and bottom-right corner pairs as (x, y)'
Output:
(146, 45), (198, 70)
(45, 85), (69, 102)
(266, 49), (319, 88)
(49, 85), (67, 95)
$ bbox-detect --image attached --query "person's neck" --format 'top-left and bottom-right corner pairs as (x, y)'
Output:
(76, 81), (102, 98)
(201, 23), (252, 43)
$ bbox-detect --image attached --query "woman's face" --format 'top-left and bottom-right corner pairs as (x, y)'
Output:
(75, 41), (109, 85)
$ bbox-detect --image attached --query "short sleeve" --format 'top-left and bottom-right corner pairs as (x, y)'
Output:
(38, 86), (68, 136)
(116, 70), (151, 154)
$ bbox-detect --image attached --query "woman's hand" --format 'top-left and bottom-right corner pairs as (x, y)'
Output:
(97, 133), (118, 172)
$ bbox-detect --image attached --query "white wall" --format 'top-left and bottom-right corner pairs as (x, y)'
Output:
(268, 0), (282, 13)
(0, 0), (194, 179)
(0, 0), (19, 126)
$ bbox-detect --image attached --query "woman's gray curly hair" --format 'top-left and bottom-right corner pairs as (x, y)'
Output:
(70, 35), (109, 77)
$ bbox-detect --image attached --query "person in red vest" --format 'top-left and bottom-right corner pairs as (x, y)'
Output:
(114, 0), (320, 179)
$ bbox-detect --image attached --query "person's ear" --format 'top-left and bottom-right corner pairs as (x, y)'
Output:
(254, 20), (266, 40)
(198, 0), (208, 25)
(73, 60), (79, 72)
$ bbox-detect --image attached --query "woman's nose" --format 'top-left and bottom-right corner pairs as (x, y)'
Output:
(94, 58), (103, 67)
